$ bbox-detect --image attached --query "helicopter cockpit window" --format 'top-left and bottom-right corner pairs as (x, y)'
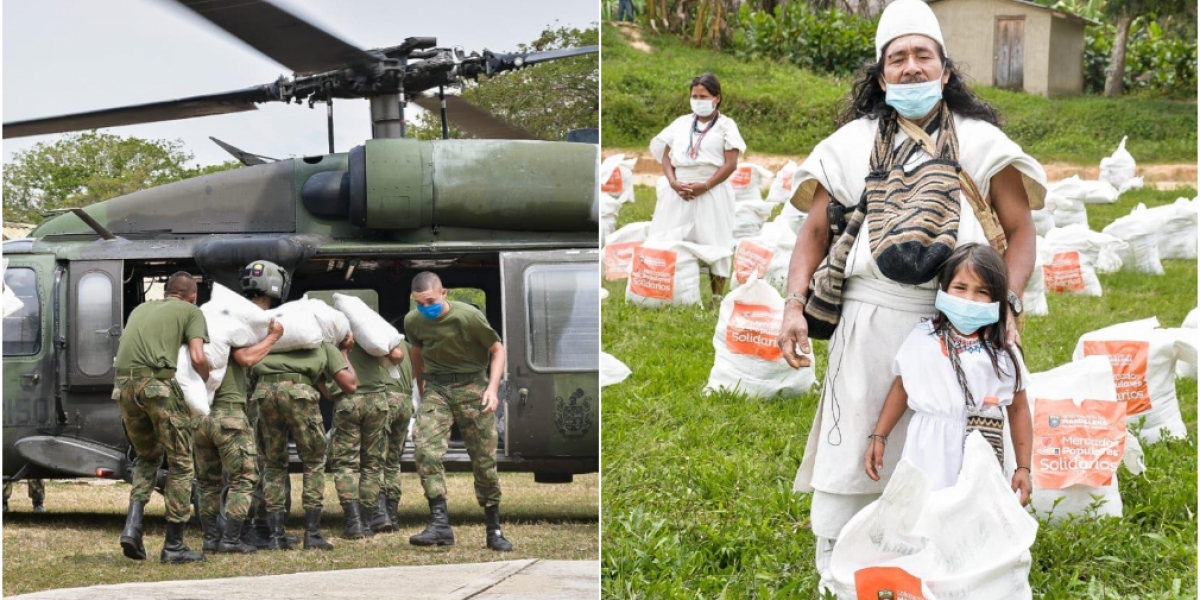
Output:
(2, 268), (41, 356)
(525, 264), (598, 372)
(76, 272), (115, 376)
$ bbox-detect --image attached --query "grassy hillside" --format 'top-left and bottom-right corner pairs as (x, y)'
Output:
(602, 25), (1198, 165)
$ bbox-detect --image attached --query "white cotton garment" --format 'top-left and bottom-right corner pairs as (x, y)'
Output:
(893, 320), (1030, 491)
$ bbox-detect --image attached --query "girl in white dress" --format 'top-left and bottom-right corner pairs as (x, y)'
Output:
(864, 243), (1033, 501)
(649, 73), (746, 302)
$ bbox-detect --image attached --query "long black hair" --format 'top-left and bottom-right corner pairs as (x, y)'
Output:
(837, 45), (1001, 128)
(690, 73), (722, 110)
(932, 243), (1023, 391)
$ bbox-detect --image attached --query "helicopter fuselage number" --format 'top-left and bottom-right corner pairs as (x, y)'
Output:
(4, 395), (50, 427)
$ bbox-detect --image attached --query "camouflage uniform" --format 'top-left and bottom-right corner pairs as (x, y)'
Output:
(414, 378), (501, 506)
(113, 376), (196, 522)
(194, 406), (258, 522)
(381, 390), (414, 500)
(4, 479), (45, 503)
(254, 380), (329, 511)
(331, 392), (389, 505)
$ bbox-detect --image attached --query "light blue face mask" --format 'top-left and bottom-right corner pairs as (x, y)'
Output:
(418, 302), (443, 320)
(935, 289), (999, 335)
(885, 67), (944, 120)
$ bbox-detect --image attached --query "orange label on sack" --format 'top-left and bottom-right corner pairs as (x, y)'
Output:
(1044, 251), (1085, 293)
(855, 566), (926, 600)
(604, 241), (642, 281)
(734, 240), (775, 284)
(730, 165), (753, 188)
(601, 168), (624, 193)
(726, 302), (783, 361)
(1032, 398), (1126, 490)
(781, 170), (795, 191)
(1082, 340), (1152, 415)
(629, 247), (677, 300)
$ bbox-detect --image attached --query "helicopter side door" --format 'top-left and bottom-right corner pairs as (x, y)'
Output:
(499, 250), (599, 465)
(3, 253), (57, 477)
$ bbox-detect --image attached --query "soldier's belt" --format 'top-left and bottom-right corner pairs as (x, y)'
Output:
(425, 372), (486, 384)
(117, 367), (177, 380)
(210, 400), (245, 411)
(258, 373), (314, 387)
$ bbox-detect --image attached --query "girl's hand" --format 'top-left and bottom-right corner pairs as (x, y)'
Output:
(1011, 468), (1032, 506)
(670, 180), (694, 200)
(864, 438), (886, 481)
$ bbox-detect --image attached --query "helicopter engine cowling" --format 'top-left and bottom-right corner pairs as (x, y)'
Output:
(302, 138), (598, 232)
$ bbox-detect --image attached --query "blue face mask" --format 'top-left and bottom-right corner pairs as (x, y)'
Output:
(935, 289), (999, 335)
(418, 302), (443, 320)
(885, 68), (944, 120)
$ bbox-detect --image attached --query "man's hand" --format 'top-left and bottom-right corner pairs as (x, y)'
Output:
(864, 438), (886, 481)
(1012, 469), (1032, 506)
(267, 318), (284, 339)
(388, 345), (405, 363)
(1005, 316), (1020, 347)
(481, 386), (500, 414)
(778, 304), (813, 369)
(339, 333), (355, 351)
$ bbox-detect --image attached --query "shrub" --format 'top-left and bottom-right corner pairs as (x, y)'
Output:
(734, 4), (877, 76)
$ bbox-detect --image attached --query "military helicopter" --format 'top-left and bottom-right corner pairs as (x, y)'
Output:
(1, 0), (600, 501)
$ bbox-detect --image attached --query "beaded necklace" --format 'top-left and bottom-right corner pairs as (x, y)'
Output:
(686, 112), (719, 160)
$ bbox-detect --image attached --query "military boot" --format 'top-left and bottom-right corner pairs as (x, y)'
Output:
(368, 493), (394, 534)
(200, 515), (222, 553)
(32, 500), (45, 513)
(484, 505), (513, 552)
(119, 499), (147, 560)
(409, 497), (454, 546)
(218, 517), (257, 554)
(241, 518), (270, 549)
(256, 515), (298, 547)
(303, 507), (334, 550)
(160, 521), (206, 564)
(340, 502), (372, 539)
(266, 511), (292, 551)
(386, 496), (401, 532)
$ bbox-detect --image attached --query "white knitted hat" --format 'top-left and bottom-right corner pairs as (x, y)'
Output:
(875, 0), (945, 61)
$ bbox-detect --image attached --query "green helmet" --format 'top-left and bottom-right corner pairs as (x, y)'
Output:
(240, 260), (289, 300)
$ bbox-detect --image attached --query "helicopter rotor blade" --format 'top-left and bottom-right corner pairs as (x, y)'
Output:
(2, 85), (276, 139)
(172, 0), (379, 76)
(410, 94), (535, 140)
(209, 136), (276, 166)
(484, 45), (599, 77)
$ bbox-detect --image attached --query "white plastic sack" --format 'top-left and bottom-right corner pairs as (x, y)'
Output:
(732, 199), (776, 239)
(1, 258), (23, 318)
(765, 160), (798, 204)
(774, 204), (807, 235)
(1028, 356), (1143, 520)
(1023, 237), (1049, 317)
(334, 293), (404, 357)
(705, 275), (814, 398)
(266, 301), (326, 353)
(203, 283), (271, 345)
(729, 163), (773, 203)
(604, 221), (652, 281)
(1045, 191), (1088, 229)
(1178, 308), (1197, 379)
(1040, 247), (1103, 297)
(1072, 317), (1187, 444)
(1099, 136), (1136, 190)
(1045, 224), (1125, 274)
(296, 297), (352, 345)
(600, 153), (635, 204)
(730, 220), (796, 295)
(1133, 199), (1197, 260)
(1049, 175), (1119, 205)
(1031, 206), (1055, 237)
(828, 432), (1038, 600)
(600, 288), (609, 301)
(600, 195), (625, 245)
(1117, 176), (1144, 194)
(1101, 211), (1164, 275)
(174, 312), (254, 417)
(600, 352), (632, 387)
(624, 238), (732, 308)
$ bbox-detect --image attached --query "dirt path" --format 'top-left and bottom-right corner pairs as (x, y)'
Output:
(603, 148), (1198, 190)
(612, 22), (653, 53)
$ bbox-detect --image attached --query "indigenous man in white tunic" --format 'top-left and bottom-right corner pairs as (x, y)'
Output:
(775, 0), (1047, 588)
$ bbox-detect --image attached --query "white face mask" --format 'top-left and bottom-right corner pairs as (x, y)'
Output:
(690, 98), (715, 117)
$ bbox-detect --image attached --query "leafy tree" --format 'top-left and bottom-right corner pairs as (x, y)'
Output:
(1103, 0), (1194, 96)
(3, 132), (240, 224)
(407, 25), (598, 142)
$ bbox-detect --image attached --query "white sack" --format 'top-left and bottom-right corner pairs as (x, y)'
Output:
(1031, 205), (1056, 237)
(828, 432), (1038, 600)
(624, 237), (732, 308)
(732, 199), (776, 239)
(296, 297), (352, 345)
(1178, 308), (1198, 379)
(266, 301), (326, 353)
(600, 288), (609, 301)
(1072, 317), (1187, 444)
(730, 163), (773, 203)
(729, 221), (796, 295)
(765, 160), (798, 204)
(775, 204), (807, 235)
(1029, 356), (1143, 520)
(1023, 237), (1049, 317)
(600, 153), (635, 204)
(1099, 136), (1136, 190)
(1101, 211), (1164, 275)
(334, 293), (404, 357)
(600, 352), (632, 387)
(1133, 199), (1197, 260)
(174, 312), (254, 417)
(1117, 176), (1144, 194)
(1045, 224), (1125, 274)
(1046, 191), (1088, 229)
(1040, 247), (1103, 297)
(705, 275), (814, 398)
(1049, 175), (1119, 205)
(203, 283), (271, 345)
(604, 221), (652, 281)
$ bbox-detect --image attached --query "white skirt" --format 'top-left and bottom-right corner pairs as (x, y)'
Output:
(650, 165), (735, 277)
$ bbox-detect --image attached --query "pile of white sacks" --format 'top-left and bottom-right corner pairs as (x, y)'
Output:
(599, 154), (637, 244)
(175, 286), (405, 416)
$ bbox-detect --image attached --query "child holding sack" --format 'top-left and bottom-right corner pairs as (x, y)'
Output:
(865, 243), (1033, 503)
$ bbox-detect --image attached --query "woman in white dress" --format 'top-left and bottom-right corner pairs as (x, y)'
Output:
(649, 73), (746, 301)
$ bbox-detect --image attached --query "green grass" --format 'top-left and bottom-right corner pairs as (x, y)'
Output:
(601, 25), (1198, 165)
(601, 185), (1197, 598)
(2, 473), (598, 596)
